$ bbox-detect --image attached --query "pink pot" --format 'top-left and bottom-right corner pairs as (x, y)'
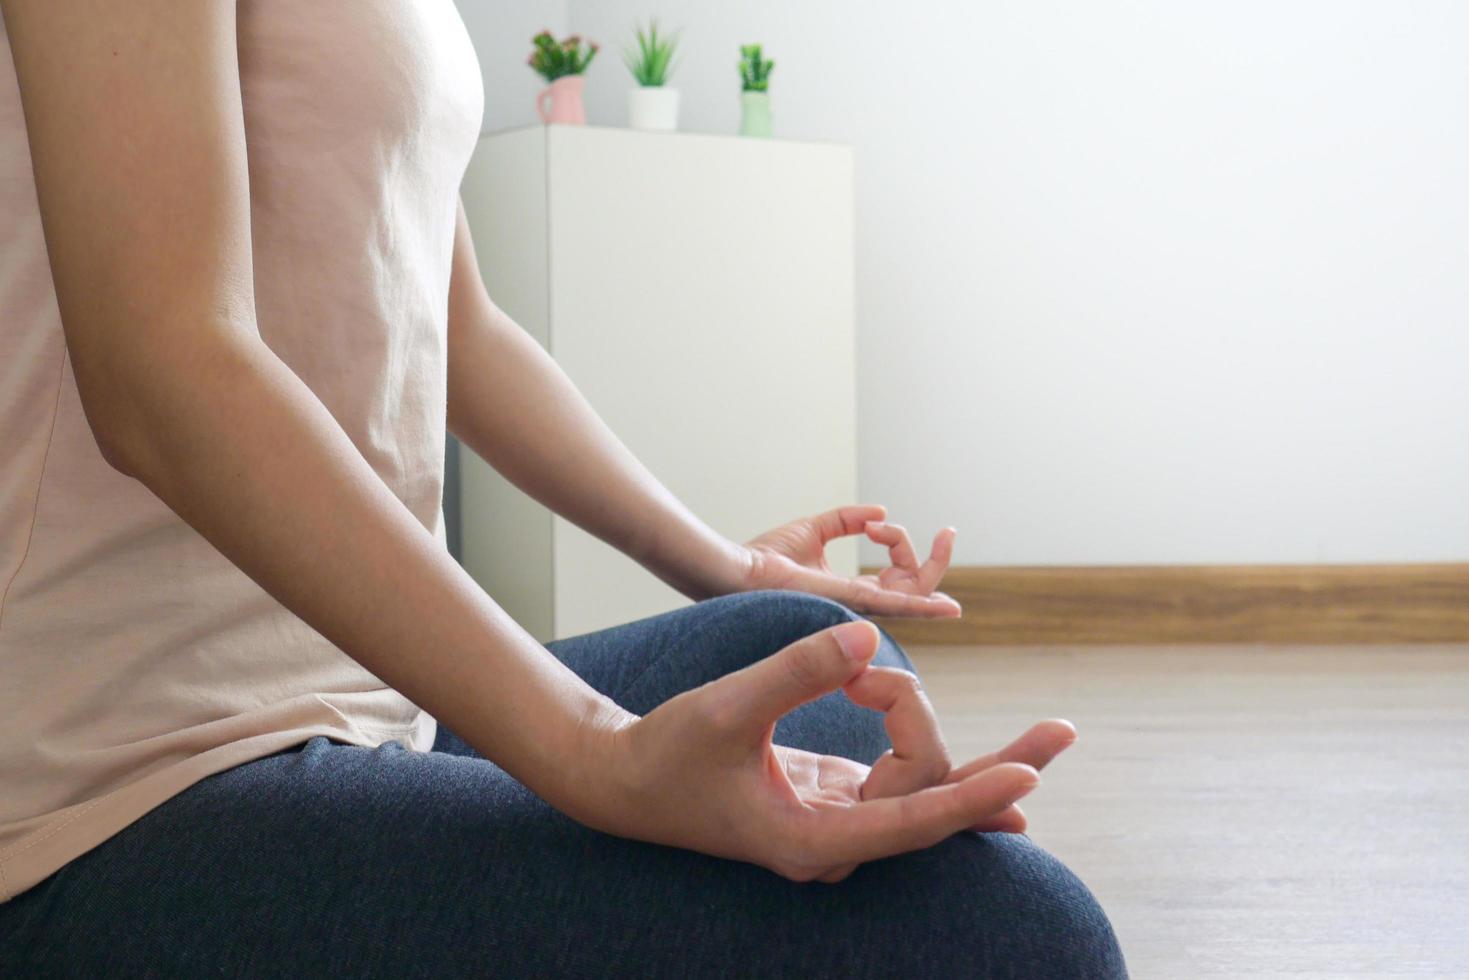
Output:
(537, 76), (587, 125)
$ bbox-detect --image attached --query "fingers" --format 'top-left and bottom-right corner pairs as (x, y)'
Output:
(943, 720), (1078, 785)
(843, 667), (951, 800)
(865, 522), (956, 591)
(970, 803), (1027, 835)
(864, 521), (920, 573)
(917, 527), (956, 593)
(858, 586), (961, 619)
(864, 521), (961, 614)
(775, 564), (958, 620)
(816, 863), (860, 884)
(811, 504), (888, 544)
(837, 572), (962, 618)
(806, 762), (1040, 869)
(709, 620), (881, 737)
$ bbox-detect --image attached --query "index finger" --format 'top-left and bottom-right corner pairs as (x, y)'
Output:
(809, 504), (888, 544)
(843, 667), (951, 799)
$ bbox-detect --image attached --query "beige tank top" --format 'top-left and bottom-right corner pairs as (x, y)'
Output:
(0, 1), (484, 900)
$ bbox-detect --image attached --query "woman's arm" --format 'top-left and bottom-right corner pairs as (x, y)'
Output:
(446, 203), (962, 617)
(445, 203), (748, 601)
(4, 0), (1048, 880)
(2, 0), (614, 815)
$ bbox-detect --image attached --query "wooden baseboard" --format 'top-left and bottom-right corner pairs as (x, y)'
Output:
(863, 563), (1469, 645)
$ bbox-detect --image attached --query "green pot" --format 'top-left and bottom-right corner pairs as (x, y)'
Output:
(739, 90), (772, 138)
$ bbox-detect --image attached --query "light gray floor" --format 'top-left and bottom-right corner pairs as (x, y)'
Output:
(908, 644), (1469, 979)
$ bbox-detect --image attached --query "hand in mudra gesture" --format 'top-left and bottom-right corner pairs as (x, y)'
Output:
(741, 504), (963, 618)
(591, 620), (1076, 883)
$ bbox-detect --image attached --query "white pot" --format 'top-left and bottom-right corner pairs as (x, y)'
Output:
(627, 86), (680, 132)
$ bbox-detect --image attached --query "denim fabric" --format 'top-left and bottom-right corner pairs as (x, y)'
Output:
(0, 590), (1126, 978)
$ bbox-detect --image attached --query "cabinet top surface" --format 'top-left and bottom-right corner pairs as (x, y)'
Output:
(480, 123), (852, 156)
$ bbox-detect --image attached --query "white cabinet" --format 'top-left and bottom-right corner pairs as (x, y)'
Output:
(458, 125), (856, 641)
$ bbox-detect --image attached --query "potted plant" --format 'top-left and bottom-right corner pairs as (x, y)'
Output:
(529, 30), (599, 125)
(738, 43), (775, 137)
(624, 20), (681, 131)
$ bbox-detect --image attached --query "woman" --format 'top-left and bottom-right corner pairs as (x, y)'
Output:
(0, 2), (1125, 976)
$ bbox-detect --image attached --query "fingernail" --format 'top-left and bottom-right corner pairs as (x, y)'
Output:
(832, 620), (877, 664)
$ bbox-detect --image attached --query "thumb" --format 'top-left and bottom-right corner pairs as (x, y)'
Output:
(712, 619), (881, 736)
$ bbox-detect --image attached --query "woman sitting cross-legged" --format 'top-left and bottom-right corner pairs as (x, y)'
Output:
(0, 2), (1125, 976)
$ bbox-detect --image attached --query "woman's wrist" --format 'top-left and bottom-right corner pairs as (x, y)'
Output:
(632, 518), (754, 602)
(552, 695), (641, 830)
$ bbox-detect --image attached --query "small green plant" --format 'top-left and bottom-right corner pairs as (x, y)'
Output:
(624, 20), (680, 87)
(738, 43), (774, 92)
(528, 30), (599, 83)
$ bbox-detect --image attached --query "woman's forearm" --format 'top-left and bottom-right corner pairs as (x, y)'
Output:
(101, 332), (632, 816)
(4, 0), (628, 817)
(445, 202), (749, 600)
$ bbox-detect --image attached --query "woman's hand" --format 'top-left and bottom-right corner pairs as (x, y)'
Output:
(740, 505), (963, 618)
(845, 666), (1075, 833)
(576, 620), (1075, 883)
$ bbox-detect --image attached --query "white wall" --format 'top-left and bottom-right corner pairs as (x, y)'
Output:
(463, 1), (1469, 567)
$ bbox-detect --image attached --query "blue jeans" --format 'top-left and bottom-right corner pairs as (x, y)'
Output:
(0, 591), (1126, 978)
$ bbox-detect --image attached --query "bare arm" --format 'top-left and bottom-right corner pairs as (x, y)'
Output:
(445, 202), (748, 601)
(446, 202), (963, 617)
(4, 0), (1045, 880)
(2, 0), (616, 818)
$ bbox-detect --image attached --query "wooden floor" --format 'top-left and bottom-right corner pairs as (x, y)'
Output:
(906, 643), (1469, 979)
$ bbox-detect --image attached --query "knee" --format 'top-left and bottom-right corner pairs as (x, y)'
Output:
(738, 589), (861, 634)
(618, 591), (919, 718)
(859, 832), (1127, 978)
(713, 590), (915, 673)
(982, 836), (1126, 977)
